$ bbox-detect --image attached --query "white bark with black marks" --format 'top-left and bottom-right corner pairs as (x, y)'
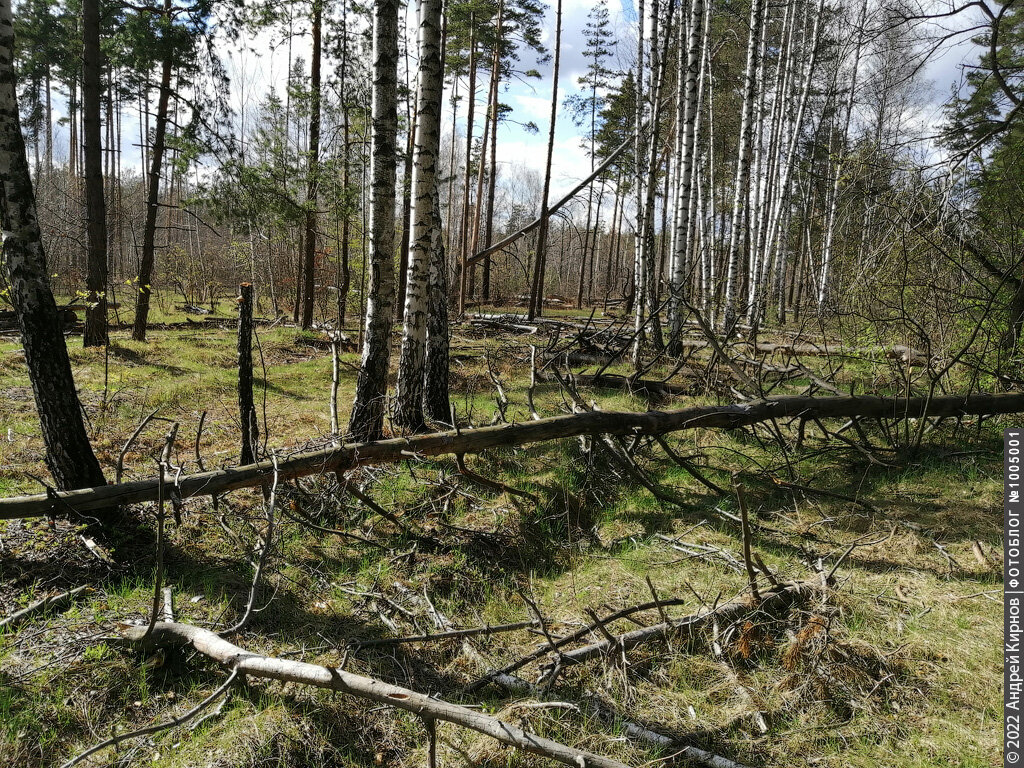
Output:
(350, 0), (399, 441)
(395, 0), (443, 431)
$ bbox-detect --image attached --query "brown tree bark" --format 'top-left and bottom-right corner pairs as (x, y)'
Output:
(527, 0), (562, 320)
(301, 0), (323, 330)
(132, 0), (173, 342)
(82, 0), (108, 347)
(0, 0), (107, 499)
(237, 283), (258, 465)
(6, 392), (1023, 520)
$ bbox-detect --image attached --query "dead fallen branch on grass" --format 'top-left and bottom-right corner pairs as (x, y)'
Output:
(467, 595), (691, 692)
(3, 392), (1023, 520)
(0, 585), (91, 631)
(350, 619), (542, 649)
(120, 622), (631, 768)
(541, 580), (818, 675)
(534, 369), (697, 398)
(461, 644), (750, 768)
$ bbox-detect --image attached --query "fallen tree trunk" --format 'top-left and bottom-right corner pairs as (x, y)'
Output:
(3, 392), (1022, 520)
(123, 622), (630, 768)
(534, 370), (697, 398)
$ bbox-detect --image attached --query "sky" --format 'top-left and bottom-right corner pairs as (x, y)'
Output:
(35, 0), (986, 197)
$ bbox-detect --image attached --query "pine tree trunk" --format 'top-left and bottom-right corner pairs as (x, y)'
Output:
(349, 0), (399, 441)
(132, 0), (173, 342)
(395, 0), (443, 431)
(482, 0), (503, 304)
(237, 283), (258, 465)
(457, 21), (477, 316)
(301, 0), (323, 330)
(0, 0), (107, 497)
(81, 0), (108, 347)
(631, 0), (647, 360)
(527, 0), (562, 321)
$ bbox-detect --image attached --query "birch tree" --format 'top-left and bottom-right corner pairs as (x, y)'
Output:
(818, 0), (868, 309)
(666, 0), (704, 354)
(0, 0), (107, 496)
(722, 0), (766, 329)
(349, 0), (399, 442)
(395, 0), (443, 431)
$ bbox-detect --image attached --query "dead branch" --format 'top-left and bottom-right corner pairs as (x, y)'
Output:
(455, 454), (538, 501)
(732, 475), (761, 603)
(115, 409), (161, 483)
(122, 621), (631, 768)
(351, 619), (542, 649)
(144, 423), (178, 641)
(59, 669), (240, 768)
(544, 580), (817, 671)
(222, 454), (279, 635)
(0, 585), (91, 631)
(467, 595), (690, 692)
(462, 643), (751, 768)
(4, 393), (1024, 520)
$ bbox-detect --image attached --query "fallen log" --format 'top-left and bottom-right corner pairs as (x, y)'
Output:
(2, 392), (1022, 520)
(533, 370), (697, 398)
(122, 622), (630, 768)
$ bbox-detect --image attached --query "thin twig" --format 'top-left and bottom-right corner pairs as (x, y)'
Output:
(58, 669), (239, 768)
(144, 423), (178, 641)
(222, 453), (279, 635)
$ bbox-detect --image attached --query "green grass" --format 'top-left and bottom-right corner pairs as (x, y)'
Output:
(0, 313), (1007, 768)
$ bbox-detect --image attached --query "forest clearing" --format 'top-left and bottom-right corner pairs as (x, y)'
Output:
(0, 0), (1019, 765)
(0, 302), (1008, 768)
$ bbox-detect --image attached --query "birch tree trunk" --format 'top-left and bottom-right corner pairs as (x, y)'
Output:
(0, 0), (107, 496)
(457, 19), (477, 316)
(395, 0), (443, 432)
(667, 0), (704, 355)
(762, 0), (824, 322)
(349, 0), (399, 442)
(81, 0), (108, 347)
(721, 0), (766, 330)
(423, 181), (450, 424)
(818, 0), (868, 309)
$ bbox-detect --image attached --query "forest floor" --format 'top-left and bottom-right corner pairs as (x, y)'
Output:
(0, 301), (1004, 768)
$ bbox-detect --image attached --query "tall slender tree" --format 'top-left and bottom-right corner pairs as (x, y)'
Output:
(527, 0), (561, 320)
(81, 0), (108, 347)
(132, 0), (175, 342)
(349, 0), (399, 441)
(722, 0), (766, 328)
(0, 0), (107, 496)
(301, 0), (323, 329)
(395, 0), (443, 431)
